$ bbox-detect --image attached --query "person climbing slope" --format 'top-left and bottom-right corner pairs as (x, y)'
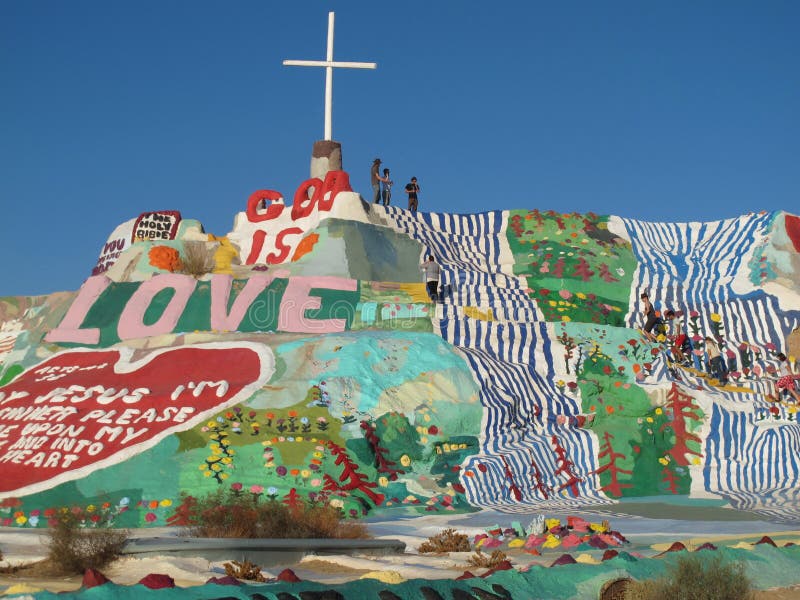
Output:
(420, 254), (440, 302)
(775, 352), (800, 403)
(640, 292), (658, 342)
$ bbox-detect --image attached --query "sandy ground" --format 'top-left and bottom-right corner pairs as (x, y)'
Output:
(2, 509), (800, 597)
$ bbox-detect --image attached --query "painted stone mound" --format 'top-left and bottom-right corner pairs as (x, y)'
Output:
(1, 171), (799, 528)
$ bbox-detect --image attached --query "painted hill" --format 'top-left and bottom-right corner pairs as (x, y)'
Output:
(1, 169), (799, 530)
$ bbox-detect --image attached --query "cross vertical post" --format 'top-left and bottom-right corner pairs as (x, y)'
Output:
(283, 12), (377, 141)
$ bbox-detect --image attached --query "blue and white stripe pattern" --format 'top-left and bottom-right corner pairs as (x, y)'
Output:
(621, 212), (800, 349)
(704, 404), (800, 521)
(375, 205), (610, 510)
(375, 205), (800, 519)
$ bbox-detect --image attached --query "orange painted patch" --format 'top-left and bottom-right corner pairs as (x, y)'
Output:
(291, 233), (320, 261)
(605, 405), (615, 414)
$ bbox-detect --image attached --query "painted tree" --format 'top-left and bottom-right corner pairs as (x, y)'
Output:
(552, 257), (566, 278)
(166, 495), (198, 527)
(593, 431), (633, 497)
(551, 434), (583, 497)
(373, 412), (425, 463)
(662, 383), (703, 466)
(572, 258), (595, 282)
(282, 488), (305, 514)
(360, 420), (405, 481)
(324, 440), (384, 507)
(526, 448), (550, 499)
(597, 263), (619, 283)
(500, 455), (522, 501)
(661, 465), (679, 494)
(558, 330), (578, 374)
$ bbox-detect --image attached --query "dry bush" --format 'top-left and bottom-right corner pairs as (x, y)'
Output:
(466, 549), (508, 569)
(418, 528), (471, 554)
(224, 559), (266, 582)
(45, 511), (128, 575)
(188, 490), (370, 539)
(625, 553), (754, 600)
(180, 241), (215, 277)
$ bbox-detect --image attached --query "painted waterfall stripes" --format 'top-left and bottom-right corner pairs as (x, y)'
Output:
(705, 404), (800, 520)
(377, 205), (608, 510)
(621, 212), (800, 349)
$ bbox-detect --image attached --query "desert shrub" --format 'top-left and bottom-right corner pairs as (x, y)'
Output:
(466, 549), (508, 569)
(180, 241), (215, 277)
(625, 553), (753, 600)
(46, 511), (128, 574)
(224, 559), (266, 582)
(418, 528), (470, 554)
(186, 489), (369, 539)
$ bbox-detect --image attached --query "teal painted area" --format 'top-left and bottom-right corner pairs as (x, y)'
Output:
(4, 330), (481, 526)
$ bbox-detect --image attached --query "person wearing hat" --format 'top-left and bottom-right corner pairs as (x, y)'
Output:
(370, 158), (385, 204)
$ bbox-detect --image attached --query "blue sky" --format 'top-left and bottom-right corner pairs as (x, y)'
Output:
(2, 1), (798, 296)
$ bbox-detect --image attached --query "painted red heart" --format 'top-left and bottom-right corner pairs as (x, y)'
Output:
(0, 342), (273, 496)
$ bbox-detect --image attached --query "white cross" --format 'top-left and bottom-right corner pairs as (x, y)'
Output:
(283, 12), (377, 141)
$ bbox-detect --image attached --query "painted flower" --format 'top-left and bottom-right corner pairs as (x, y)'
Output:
(145, 512), (157, 523)
(160, 499), (172, 507)
(231, 482), (243, 492)
(250, 485), (264, 494)
(400, 454), (412, 467)
(276, 466), (288, 476)
(710, 313), (722, 323)
(267, 487), (278, 496)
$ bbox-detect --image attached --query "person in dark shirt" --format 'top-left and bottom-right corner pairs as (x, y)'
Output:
(405, 177), (420, 212)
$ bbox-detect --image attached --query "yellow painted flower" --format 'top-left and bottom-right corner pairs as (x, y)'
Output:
(646, 417), (654, 423)
(301, 470), (310, 478)
(655, 407), (663, 415)
(400, 454), (412, 467)
(211, 463), (221, 471)
(710, 313), (722, 323)
(313, 451), (323, 458)
(420, 436), (428, 444)
(423, 414), (431, 422)
(86, 504), (96, 513)
(219, 473), (229, 480)
(204, 471), (212, 477)
(16, 516), (27, 525)
(160, 499), (172, 507)
(221, 457), (232, 465)
(576, 292), (586, 299)
(379, 476), (389, 487)
(658, 457), (669, 466)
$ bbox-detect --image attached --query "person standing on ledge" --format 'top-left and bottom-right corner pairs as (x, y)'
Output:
(405, 176), (420, 212)
(420, 254), (440, 302)
(370, 158), (383, 204)
(382, 168), (393, 206)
